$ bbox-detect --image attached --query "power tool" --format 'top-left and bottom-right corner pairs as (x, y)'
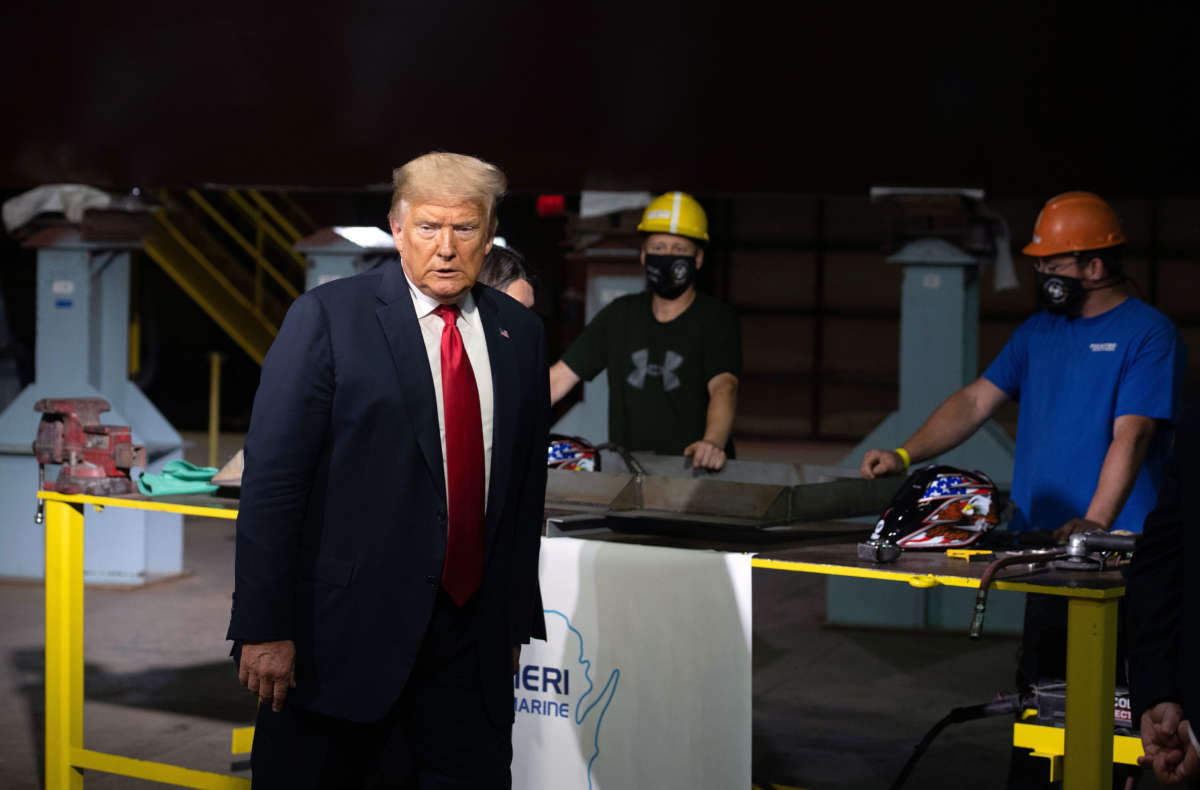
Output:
(968, 530), (1137, 639)
(889, 682), (1135, 789)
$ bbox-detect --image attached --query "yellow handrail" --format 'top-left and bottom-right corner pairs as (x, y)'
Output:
(42, 496), (250, 788)
(151, 211), (277, 334)
(186, 189), (300, 300)
(247, 189), (304, 244)
(224, 190), (308, 271)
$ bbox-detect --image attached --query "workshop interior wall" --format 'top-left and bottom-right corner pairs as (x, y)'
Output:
(718, 194), (1200, 443)
(2, 190), (1194, 441)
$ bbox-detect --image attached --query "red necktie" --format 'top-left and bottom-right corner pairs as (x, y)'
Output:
(433, 304), (485, 605)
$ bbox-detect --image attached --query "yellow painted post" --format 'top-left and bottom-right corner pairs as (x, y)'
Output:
(1062, 597), (1118, 790)
(128, 313), (141, 378)
(209, 353), (223, 468)
(44, 499), (84, 790)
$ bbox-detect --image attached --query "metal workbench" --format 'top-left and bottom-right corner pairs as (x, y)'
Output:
(38, 489), (1132, 790)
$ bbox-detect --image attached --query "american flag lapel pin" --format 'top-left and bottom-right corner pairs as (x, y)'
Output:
(499, 328), (510, 339)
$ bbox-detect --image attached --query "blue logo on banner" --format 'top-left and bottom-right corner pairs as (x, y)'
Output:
(527, 609), (619, 790)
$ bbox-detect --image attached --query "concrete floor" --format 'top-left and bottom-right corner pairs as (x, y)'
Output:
(0, 436), (1162, 789)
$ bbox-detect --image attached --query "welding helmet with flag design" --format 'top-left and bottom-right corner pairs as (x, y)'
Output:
(547, 435), (599, 471)
(858, 465), (1007, 563)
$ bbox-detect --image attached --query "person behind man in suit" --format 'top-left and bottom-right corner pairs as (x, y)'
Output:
(227, 151), (550, 788)
(478, 243), (537, 308)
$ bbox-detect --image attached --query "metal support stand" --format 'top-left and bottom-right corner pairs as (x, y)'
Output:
(1063, 597), (1118, 790)
(0, 230), (184, 584)
(833, 235), (1017, 632)
(842, 237), (1014, 485)
(295, 227), (395, 292)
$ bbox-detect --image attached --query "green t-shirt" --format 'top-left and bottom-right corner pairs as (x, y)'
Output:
(561, 290), (742, 456)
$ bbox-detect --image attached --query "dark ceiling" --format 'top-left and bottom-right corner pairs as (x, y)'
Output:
(2, 1), (1198, 196)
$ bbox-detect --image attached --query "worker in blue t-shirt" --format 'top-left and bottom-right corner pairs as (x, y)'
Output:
(861, 191), (1183, 538)
(860, 191), (1185, 788)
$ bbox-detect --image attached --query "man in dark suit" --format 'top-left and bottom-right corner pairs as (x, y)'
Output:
(226, 151), (549, 788)
(1127, 399), (1199, 784)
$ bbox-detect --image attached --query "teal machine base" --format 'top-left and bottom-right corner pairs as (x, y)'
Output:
(0, 230), (183, 585)
(832, 214), (1018, 632)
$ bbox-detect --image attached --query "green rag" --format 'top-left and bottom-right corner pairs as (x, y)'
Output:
(137, 460), (219, 496)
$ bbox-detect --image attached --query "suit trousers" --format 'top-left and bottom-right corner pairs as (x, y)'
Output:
(250, 590), (513, 789)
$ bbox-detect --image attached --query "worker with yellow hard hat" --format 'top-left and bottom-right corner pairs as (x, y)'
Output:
(860, 191), (1185, 788)
(549, 191), (741, 470)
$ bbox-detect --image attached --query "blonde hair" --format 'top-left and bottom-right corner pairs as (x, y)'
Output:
(389, 152), (507, 232)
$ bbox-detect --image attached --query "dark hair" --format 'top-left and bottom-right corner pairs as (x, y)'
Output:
(478, 244), (538, 292)
(1079, 244), (1124, 280)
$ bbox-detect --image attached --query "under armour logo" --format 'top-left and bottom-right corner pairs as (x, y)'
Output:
(627, 349), (684, 391)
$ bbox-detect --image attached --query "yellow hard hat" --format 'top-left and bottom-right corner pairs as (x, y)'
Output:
(636, 191), (709, 242)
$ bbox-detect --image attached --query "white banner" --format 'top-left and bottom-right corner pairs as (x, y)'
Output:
(512, 537), (752, 789)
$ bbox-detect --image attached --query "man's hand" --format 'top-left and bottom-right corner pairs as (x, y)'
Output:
(1054, 517), (1106, 543)
(512, 645), (521, 675)
(684, 439), (726, 471)
(1141, 703), (1185, 773)
(1165, 721), (1200, 783)
(860, 449), (906, 479)
(1140, 705), (1199, 784)
(238, 639), (296, 712)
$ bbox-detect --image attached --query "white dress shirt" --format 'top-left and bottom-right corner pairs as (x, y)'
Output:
(405, 274), (494, 507)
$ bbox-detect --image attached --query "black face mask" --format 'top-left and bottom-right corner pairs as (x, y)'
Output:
(1036, 271), (1087, 316)
(644, 253), (696, 299)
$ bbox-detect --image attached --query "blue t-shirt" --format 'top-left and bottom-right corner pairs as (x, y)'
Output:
(982, 298), (1185, 533)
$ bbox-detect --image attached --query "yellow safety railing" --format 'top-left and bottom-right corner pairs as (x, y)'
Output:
(151, 210), (277, 332)
(247, 189), (305, 245)
(223, 189), (308, 271)
(40, 491), (246, 789)
(186, 189), (301, 302)
(144, 187), (312, 364)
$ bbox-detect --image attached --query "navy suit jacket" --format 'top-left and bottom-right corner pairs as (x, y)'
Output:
(1127, 399), (1198, 724)
(227, 261), (548, 724)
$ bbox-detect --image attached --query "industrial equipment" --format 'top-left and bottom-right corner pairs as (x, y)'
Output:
(33, 397), (145, 522)
(843, 187), (1015, 487)
(0, 227), (184, 585)
(889, 683), (1136, 789)
(968, 530), (1137, 639)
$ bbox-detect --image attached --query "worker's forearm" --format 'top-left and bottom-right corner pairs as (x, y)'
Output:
(548, 361), (580, 405)
(1085, 432), (1154, 528)
(702, 383), (737, 449)
(903, 389), (993, 464)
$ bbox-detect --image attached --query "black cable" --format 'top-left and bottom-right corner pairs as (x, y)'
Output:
(889, 695), (1024, 790)
(889, 712), (956, 790)
(595, 442), (645, 478)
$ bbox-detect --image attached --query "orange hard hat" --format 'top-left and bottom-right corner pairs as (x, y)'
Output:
(1022, 191), (1126, 257)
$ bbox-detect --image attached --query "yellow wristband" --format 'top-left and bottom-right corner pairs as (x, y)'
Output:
(894, 447), (911, 469)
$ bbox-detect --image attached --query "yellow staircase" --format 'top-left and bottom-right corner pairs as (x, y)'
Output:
(142, 189), (312, 364)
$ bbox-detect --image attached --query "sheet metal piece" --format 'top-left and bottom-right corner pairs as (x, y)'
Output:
(546, 461), (901, 533)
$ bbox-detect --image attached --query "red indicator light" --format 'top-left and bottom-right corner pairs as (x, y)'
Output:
(537, 194), (565, 216)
